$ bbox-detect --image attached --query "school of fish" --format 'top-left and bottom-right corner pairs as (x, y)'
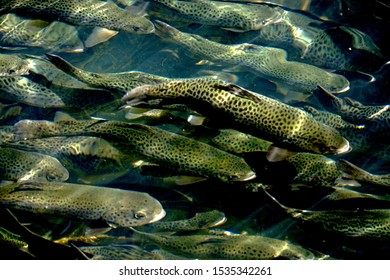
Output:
(0, 0), (389, 260)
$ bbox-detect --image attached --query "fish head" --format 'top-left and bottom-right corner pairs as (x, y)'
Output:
(103, 192), (166, 228)
(319, 73), (350, 94)
(19, 156), (70, 182)
(0, 54), (30, 76)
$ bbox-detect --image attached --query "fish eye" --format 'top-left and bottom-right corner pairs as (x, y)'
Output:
(134, 211), (147, 219)
(46, 174), (57, 181)
(7, 69), (16, 74)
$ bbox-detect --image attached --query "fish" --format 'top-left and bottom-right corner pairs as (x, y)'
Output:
(303, 105), (372, 155)
(153, 20), (350, 94)
(313, 85), (390, 137)
(131, 228), (316, 260)
(145, 210), (227, 232)
(0, 53), (30, 76)
(45, 54), (171, 94)
(0, 0), (155, 34)
(283, 153), (344, 188)
(337, 159), (390, 188)
(265, 190), (390, 241)
(149, 0), (282, 32)
(123, 78), (350, 155)
(12, 119), (257, 183)
(2, 136), (135, 185)
(0, 147), (69, 182)
(78, 244), (163, 260)
(0, 180), (166, 228)
(0, 226), (28, 251)
(0, 13), (84, 52)
(0, 76), (66, 108)
(0, 102), (22, 124)
(244, 7), (384, 71)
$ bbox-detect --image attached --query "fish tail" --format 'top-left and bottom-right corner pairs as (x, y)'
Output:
(45, 54), (85, 81)
(336, 159), (370, 181)
(313, 85), (345, 113)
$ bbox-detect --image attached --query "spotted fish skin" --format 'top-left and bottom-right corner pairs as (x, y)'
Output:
(45, 54), (170, 94)
(79, 245), (163, 260)
(0, 181), (166, 227)
(0, 13), (84, 52)
(153, 20), (349, 94)
(285, 153), (342, 188)
(3, 136), (134, 185)
(246, 9), (383, 71)
(0, 226), (28, 251)
(0, 53), (30, 76)
(123, 79), (350, 155)
(0, 76), (66, 108)
(314, 86), (390, 137)
(12, 119), (256, 183)
(132, 229), (315, 260)
(336, 159), (390, 187)
(146, 210), (226, 232)
(0, 147), (69, 182)
(0, 0), (154, 34)
(289, 208), (390, 241)
(149, 0), (282, 32)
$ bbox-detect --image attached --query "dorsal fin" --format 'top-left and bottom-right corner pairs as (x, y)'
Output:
(213, 83), (264, 104)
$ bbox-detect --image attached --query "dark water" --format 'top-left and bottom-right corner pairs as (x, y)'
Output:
(0, 0), (390, 260)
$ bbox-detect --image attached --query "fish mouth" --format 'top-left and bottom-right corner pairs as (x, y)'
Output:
(336, 140), (352, 154)
(149, 209), (166, 224)
(236, 171), (257, 182)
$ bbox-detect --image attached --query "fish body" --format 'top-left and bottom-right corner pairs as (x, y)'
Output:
(314, 86), (390, 137)
(337, 159), (390, 188)
(153, 21), (349, 94)
(3, 136), (134, 185)
(45, 54), (171, 94)
(0, 76), (66, 108)
(149, 0), (282, 32)
(0, 0), (154, 34)
(0, 181), (166, 227)
(0, 102), (22, 124)
(79, 244), (162, 260)
(146, 210), (226, 232)
(247, 9), (383, 71)
(132, 229), (315, 260)
(123, 79), (350, 155)
(285, 153), (342, 188)
(0, 13), (84, 52)
(13, 119), (256, 183)
(0, 147), (69, 182)
(266, 190), (390, 241)
(0, 53), (30, 76)
(0, 226), (28, 251)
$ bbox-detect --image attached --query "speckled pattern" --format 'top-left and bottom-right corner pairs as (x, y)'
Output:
(0, 53), (30, 76)
(150, 0), (281, 32)
(148, 210), (226, 232)
(133, 230), (315, 260)
(0, 13), (83, 52)
(0, 147), (69, 182)
(153, 20), (349, 93)
(0, 0), (154, 34)
(124, 78), (350, 154)
(13, 119), (256, 183)
(0, 181), (165, 227)
(0, 76), (66, 108)
(285, 153), (342, 187)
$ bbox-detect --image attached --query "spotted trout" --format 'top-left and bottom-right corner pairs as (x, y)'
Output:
(132, 228), (316, 260)
(12, 119), (256, 183)
(153, 20), (349, 94)
(0, 53), (30, 76)
(0, 0), (154, 34)
(123, 79), (350, 154)
(0, 180), (166, 227)
(149, 0), (282, 32)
